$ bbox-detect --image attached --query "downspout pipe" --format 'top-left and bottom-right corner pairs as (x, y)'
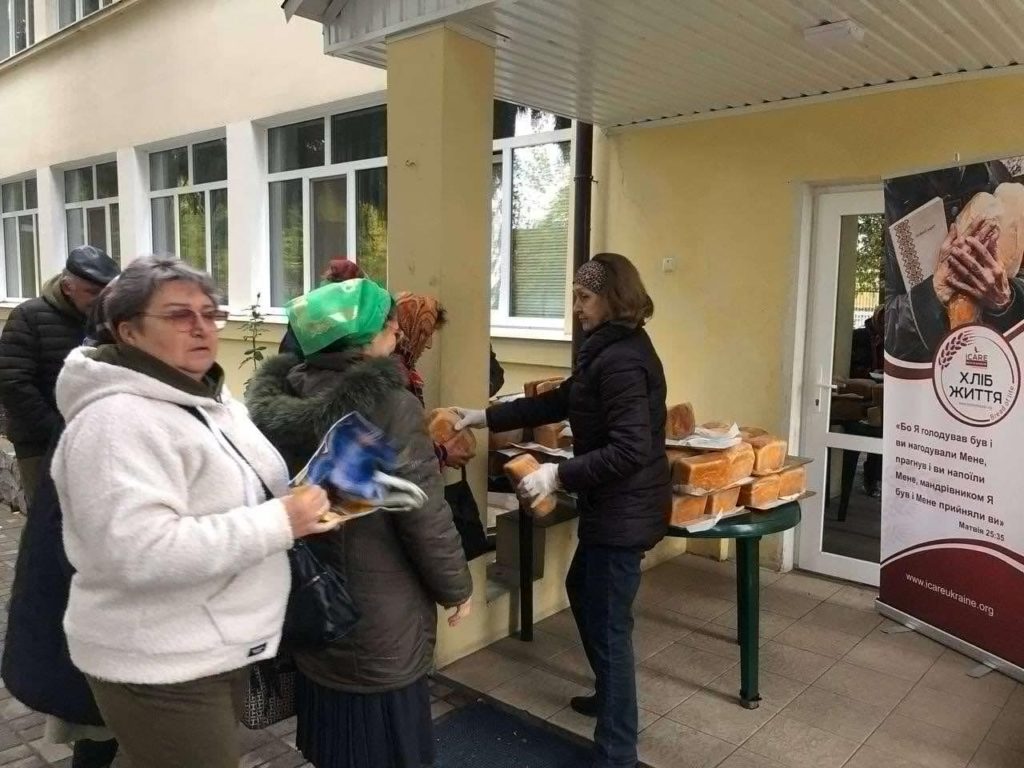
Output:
(571, 122), (594, 362)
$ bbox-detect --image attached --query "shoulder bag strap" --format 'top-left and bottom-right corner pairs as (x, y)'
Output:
(179, 405), (274, 502)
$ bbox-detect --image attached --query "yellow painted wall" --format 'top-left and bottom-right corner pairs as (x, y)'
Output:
(593, 73), (1024, 567)
(593, 73), (1024, 438)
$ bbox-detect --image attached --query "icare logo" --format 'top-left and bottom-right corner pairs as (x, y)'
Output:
(933, 326), (1019, 427)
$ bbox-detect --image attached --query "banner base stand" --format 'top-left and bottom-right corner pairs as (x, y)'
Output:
(967, 663), (997, 679)
(875, 600), (1024, 684)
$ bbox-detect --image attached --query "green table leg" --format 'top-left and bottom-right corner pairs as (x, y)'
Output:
(736, 536), (762, 709)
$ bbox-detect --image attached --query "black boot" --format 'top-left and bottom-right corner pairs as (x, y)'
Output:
(570, 694), (598, 717)
(71, 738), (119, 768)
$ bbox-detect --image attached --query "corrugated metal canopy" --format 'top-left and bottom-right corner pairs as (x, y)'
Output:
(286, 0), (1024, 127)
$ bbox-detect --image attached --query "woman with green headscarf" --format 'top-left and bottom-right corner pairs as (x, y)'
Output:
(246, 278), (473, 768)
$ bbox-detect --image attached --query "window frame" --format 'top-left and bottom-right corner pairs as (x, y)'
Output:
(57, 0), (114, 30)
(265, 112), (387, 311)
(0, 175), (40, 300)
(147, 138), (228, 295)
(2, 0), (34, 60)
(490, 127), (574, 331)
(64, 160), (119, 259)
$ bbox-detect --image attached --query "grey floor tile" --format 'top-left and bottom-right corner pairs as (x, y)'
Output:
(757, 641), (835, 684)
(665, 688), (780, 745)
(438, 647), (533, 693)
(706, 667), (808, 711)
(712, 608), (798, 641)
(895, 683), (1002, 736)
(917, 649), (1017, 708)
(773, 620), (862, 659)
(489, 668), (589, 720)
(814, 661), (915, 709)
(779, 685), (890, 742)
(865, 712), (983, 768)
(489, 628), (577, 666)
(743, 714), (859, 768)
(983, 704), (1024, 753)
(968, 740), (1024, 768)
(637, 717), (735, 768)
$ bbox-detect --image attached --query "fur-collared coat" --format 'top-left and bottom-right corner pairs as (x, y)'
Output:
(246, 351), (472, 692)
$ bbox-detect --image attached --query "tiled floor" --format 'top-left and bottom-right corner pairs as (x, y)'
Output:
(440, 552), (1024, 768)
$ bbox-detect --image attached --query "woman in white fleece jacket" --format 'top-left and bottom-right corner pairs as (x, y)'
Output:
(51, 256), (335, 768)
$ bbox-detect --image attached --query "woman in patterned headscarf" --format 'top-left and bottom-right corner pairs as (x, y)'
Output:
(393, 292), (447, 404)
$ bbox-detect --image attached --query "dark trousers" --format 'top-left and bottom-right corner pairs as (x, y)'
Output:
(71, 738), (119, 768)
(87, 669), (246, 768)
(566, 543), (644, 768)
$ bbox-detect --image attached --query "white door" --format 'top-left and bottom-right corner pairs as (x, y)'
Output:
(799, 189), (885, 585)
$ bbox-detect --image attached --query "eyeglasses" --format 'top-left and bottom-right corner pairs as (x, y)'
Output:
(140, 308), (229, 332)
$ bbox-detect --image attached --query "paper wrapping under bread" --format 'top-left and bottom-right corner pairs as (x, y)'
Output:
(746, 490), (816, 511)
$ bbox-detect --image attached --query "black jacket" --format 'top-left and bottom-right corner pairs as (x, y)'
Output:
(0, 277), (86, 456)
(2, 428), (105, 726)
(246, 352), (472, 692)
(488, 323), (670, 550)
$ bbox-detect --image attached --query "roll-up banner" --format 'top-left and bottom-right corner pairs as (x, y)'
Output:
(882, 156), (1024, 674)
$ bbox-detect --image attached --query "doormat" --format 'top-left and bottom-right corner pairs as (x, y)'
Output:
(434, 700), (592, 768)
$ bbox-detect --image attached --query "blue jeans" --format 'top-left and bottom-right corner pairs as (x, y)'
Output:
(566, 543), (644, 768)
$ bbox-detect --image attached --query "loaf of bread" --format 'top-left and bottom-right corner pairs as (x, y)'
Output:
(533, 423), (562, 450)
(739, 475), (781, 508)
(747, 435), (787, 474)
(666, 447), (701, 464)
(706, 486), (741, 516)
(665, 402), (696, 439)
(503, 454), (556, 516)
(724, 442), (755, 485)
(668, 494), (707, 526)
(427, 408), (477, 459)
(673, 452), (729, 492)
(942, 184), (1024, 329)
(778, 466), (807, 499)
(535, 378), (563, 396)
(739, 426), (769, 440)
(489, 428), (524, 451)
(524, 377), (564, 397)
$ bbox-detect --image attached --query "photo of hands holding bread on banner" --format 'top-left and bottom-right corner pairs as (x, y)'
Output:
(884, 158), (1024, 362)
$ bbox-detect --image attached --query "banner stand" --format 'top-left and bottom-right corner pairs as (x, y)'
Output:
(875, 600), (1024, 684)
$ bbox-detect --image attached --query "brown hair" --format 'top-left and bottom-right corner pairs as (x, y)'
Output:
(590, 252), (654, 326)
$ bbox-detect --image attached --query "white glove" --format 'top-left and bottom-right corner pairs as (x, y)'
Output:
(452, 407), (487, 431)
(517, 463), (560, 504)
(372, 471), (429, 510)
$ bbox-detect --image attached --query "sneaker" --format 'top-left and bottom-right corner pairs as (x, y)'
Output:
(570, 694), (598, 717)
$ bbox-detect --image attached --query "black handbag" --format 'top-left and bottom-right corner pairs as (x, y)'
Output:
(446, 467), (492, 561)
(283, 538), (360, 649)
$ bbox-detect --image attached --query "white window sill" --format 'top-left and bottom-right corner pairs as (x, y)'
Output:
(490, 326), (571, 342)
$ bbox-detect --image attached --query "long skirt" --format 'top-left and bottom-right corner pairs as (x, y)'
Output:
(295, 673), (434, 768)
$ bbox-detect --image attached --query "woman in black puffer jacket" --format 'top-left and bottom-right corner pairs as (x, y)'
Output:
(455, 252), (670, 768)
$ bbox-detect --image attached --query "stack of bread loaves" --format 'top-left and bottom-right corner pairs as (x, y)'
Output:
(665, 412), (811, 527)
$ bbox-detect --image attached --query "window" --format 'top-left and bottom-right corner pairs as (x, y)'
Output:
(1, 0), (34, 60)
(149, 138), (229, 300)
(0, 176), (39, 299)
(65, 161), (120, 261)
(490, 103), (572, 328)
(58, 0), (114, 29)
(267, 105), (387, 306)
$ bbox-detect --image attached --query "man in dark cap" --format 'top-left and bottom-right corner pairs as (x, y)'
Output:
(0, 245), (119, 507)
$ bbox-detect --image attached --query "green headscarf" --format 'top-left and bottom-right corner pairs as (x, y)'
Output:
(286, 278), (394, 357)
